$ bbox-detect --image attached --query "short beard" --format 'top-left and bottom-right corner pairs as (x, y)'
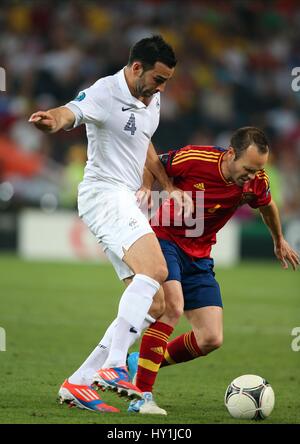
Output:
(134, 81), (144, 97)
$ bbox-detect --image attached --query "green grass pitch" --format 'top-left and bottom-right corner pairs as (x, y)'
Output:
(0, 255), (299, 424)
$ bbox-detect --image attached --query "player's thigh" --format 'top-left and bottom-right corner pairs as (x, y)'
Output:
(123, 233), (168, 283)
(79, 184), (156, 270)
(157, 238), (185, 322)
(185, 306), (223, 346)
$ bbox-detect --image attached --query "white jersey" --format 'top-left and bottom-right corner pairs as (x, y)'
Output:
(65, 68), (160, 191)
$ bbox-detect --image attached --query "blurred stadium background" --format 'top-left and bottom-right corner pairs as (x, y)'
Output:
(0, 0), (300, 260)
(0, 0), (300, 424)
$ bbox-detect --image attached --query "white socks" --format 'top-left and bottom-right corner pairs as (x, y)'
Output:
(117, 274), (160, 330)
(68, 319), (118, 385)
(68, 313), (157, 385)
(103, 274), (160, 368)
(68, 344), (109, 386)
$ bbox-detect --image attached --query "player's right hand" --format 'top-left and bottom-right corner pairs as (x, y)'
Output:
(274, 237), (300, 271)
(28, 111), (57, 133)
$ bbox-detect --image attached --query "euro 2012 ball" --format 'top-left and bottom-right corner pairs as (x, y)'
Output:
(224, 374), (275, 420)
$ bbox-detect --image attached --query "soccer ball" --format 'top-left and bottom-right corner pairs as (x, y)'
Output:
(224, 374), (275, 420)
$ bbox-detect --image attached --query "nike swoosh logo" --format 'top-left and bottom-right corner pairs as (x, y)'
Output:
(122, 106), (133, 111)
(129, 327), (138, 334)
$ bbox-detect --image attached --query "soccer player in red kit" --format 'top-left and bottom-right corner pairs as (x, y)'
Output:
(128, 126), (299, 414)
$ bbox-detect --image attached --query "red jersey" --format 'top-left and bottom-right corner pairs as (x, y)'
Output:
(151, 145), (271, 259)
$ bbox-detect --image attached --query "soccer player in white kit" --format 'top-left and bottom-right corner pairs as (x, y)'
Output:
(29, 36), (189, 413)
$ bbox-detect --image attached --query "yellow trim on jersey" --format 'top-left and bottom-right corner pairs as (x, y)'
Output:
(256, 174), (269, 180)
(257, 175), (270, 183)
(256, 170), (269, 178)
(172, 155), (219, 166)
(218, 152), (234, 185)
(174, 148), (221, 158)
(164, 349), (176, 365)
(173, 149), (221, 162)
(256, 171), (270, 188)
(138, 358), (160, 373)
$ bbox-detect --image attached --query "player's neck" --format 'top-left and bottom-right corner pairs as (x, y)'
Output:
(124, 66), (139, 100)
(221, 153), (233, 183)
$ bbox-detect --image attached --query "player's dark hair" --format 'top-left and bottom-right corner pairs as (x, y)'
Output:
(230, 127), (269, 160)
(128, 35), (177, 70)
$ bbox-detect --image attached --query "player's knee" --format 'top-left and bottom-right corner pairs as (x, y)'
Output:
(149, 296), (166, 319)
(201, 333), (223, 355)
(151, 263), (168, 284)
(164, 302), (183, 324)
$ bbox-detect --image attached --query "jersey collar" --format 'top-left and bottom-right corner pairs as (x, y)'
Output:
(218, 151), (235, 186)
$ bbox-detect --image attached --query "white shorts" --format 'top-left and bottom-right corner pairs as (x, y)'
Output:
(78, 182), (154, 280)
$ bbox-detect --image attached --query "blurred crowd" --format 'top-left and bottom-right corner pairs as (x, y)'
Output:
(0, 0), (300, 220)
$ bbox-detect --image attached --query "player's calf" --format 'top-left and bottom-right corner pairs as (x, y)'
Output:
(159, 280), (184, 328)
(148, 286), (166, 319)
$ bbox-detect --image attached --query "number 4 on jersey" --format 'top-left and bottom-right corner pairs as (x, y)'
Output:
(124, 113), (137, 135)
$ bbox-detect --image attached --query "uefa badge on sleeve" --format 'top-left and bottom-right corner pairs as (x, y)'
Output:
(74, 91), (86, 102)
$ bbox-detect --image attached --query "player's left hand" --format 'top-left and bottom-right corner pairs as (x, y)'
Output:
(274, 237), (300, 270)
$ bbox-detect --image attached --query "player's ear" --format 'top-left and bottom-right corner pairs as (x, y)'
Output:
(132, 61), (144, 77)
(227, 146), (236, 161)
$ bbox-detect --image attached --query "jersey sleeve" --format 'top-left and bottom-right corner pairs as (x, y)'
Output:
(159, 148), (189, 177)
(64, 78), (112, 128)
(248, 171), (272, 208)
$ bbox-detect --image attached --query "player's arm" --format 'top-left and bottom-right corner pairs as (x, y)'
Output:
(259, 199), (300, 270)
(143, 166), (156, 189)
(138, 155), (173, 207)
(145, 142), (174, 193)
(144, 142), (194, 216)
(136, 166), (155, 209)
(28, 106), (75, 133)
